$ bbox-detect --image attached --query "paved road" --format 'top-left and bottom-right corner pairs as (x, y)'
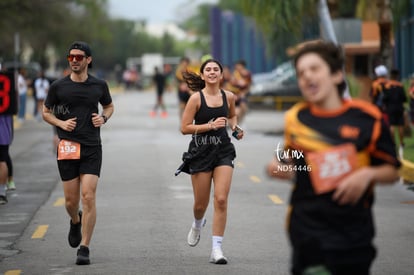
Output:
(1, 89), (413, 275)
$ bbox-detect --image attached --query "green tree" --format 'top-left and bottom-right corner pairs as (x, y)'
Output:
(161, 33), (177, 57)
(0, 0), (112, 69)
(0, 0), (189, 72)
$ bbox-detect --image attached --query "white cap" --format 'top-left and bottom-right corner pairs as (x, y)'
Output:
(375, 65), (388, 77)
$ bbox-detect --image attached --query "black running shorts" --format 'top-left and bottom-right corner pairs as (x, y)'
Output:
(57, 145), (102, 181)
(188, 142), (236, 174)
(387, 110), (405, 126)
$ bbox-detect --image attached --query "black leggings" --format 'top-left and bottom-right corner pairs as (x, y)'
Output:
(6, 153), (12, 177)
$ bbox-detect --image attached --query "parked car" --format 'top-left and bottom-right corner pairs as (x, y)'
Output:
(249, 61), (302, 109)
(250, 61), (301, 97)
(252, 61), (295, 84)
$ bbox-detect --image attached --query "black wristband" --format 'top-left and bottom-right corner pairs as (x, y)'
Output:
(102, 115), (108, 124)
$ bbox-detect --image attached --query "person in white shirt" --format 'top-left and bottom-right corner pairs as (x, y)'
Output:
(34, 71), (50, 121)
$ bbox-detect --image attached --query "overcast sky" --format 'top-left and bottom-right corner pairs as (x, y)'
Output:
(108, 0), (218, 24)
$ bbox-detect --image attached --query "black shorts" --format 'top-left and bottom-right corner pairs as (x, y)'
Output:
(387, 110), (405, 126)
(291, 242), (376, 275)
(57, 144), (102, 181)
(178, 90), (190, 103)
(0, 145), (9, 161)
(324, 246), (376, 275)
(188, 142), (236, 174)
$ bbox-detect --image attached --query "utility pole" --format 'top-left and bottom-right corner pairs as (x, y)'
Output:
(317, 0), (351, 98)
(377, 0), (393, 70)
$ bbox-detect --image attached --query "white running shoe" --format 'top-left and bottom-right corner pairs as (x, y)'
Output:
(7, 181), (16, 191)
(209, 247), (228, 264)
(187, 218), (206, 247)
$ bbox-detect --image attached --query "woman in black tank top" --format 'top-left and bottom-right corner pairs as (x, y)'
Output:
(178, 58), (244, 264)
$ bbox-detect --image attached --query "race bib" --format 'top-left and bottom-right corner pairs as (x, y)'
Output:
(57, 139), (81, 160)
(306, 143), (357, 194)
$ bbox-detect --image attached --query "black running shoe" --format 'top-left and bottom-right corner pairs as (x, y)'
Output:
(0, 195), (7, 205)
(68, 211), (82, 248)
(76, 245), (90, 265)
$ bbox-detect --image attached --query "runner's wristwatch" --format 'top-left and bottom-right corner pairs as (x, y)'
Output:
(102, 115), (108, 124)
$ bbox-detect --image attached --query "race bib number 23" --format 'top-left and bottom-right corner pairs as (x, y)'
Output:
(58, 139), (81, 160)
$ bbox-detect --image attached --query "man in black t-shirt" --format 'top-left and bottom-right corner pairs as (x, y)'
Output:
(43, 41), (114, 265)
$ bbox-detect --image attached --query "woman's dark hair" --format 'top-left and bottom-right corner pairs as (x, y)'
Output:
(182, 58), (223, 91)
(293, 41), (347, 96)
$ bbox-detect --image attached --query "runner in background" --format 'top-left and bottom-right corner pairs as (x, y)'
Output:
(175, 57), (192, 120)
(150, 66), (167, 118)
(369, 65), (389, 124)
(229, 60), (251, 126)
(382, 68), (407, 152)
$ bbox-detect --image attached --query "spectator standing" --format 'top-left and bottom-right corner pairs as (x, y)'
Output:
(17, 68), (28, 122)
(42, 41), (114, 265)
(34, 70), (50, 121)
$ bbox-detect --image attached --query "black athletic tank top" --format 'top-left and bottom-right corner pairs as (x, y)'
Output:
(193, 90), (230, 142)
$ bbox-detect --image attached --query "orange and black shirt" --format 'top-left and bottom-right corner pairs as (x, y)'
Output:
(370, 77), (388, 110)
(283, 99), (400, 250)
(382, 79), (407, 113)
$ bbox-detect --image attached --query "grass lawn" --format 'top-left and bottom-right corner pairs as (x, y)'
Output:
(400, 126), (414, 185)
(403, 132), (414, 162)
